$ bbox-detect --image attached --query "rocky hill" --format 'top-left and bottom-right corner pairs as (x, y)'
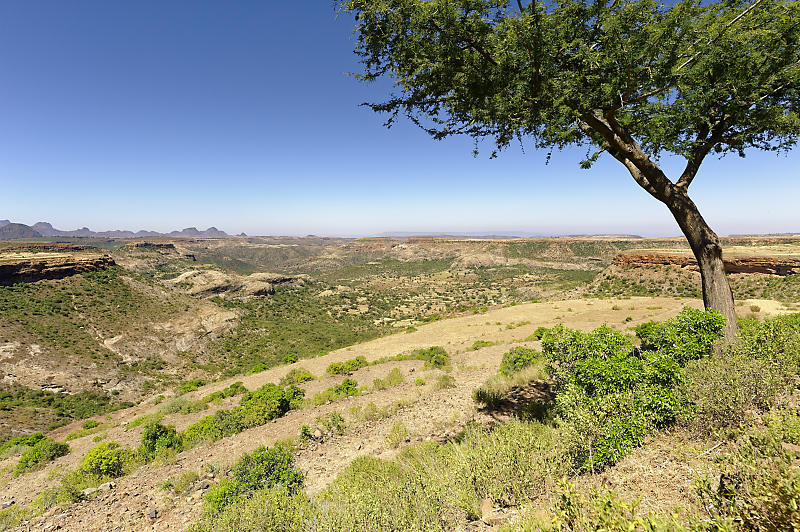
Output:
(0, 223), (42, 240)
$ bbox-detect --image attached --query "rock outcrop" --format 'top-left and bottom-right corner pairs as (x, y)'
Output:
(613, 251), (800, 276)
(0, 254), (116, 285)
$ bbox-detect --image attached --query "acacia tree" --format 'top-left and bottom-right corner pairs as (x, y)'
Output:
(341, 0), (800, 340)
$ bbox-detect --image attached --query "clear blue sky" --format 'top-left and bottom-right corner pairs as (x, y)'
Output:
(1, 2), (797, 237)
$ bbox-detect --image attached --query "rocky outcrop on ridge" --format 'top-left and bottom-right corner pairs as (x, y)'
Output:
(0, 254), (115, 285)
(613, 251), (800, 276)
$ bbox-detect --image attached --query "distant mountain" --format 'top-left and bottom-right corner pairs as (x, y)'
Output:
(2, 220), (229, 240)
(0, 223), (42, 240)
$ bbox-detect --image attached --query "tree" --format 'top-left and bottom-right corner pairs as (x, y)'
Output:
(340, 0), (800, 341)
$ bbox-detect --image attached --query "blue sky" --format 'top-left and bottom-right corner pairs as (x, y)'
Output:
(1, 2), (797, 237)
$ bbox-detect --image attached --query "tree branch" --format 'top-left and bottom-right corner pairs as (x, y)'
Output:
(429, 20), (498, 66)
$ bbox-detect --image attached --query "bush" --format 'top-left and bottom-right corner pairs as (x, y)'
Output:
(411, 346), (450, 368)
(542, 324), (634, 367)
(203, 444), (303, 515)
(327, 356), (368, 375)
(435, 374), (456, 390)
(190, 487), (313, 532)
(0, 433), (45, 458)
(240, 383), (293, 426)
(140, 421), (182, 461)
(415, 378), (425, 386)
(499, 346), (540, 376)
(80, 441), (131, 479)
(81, 420), (100, 430)
(177, 378), (207, 395)
(183, 384), (301, 447)
(279, 368), (314, 386)
(634, 307), (725, 363)
(373, 368), (405, 390)
(203, 382), (248, 403)
(470, 340), (494, 351)
(312, 379), (361, 406)
(15, 438), (69, 474)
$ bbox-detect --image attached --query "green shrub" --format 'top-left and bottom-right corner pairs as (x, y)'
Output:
(470, 340), (494, 351)
(373, 368), (405, 390)
(159, 397), (208, 415)
(140, 421), (182, 461)
(499, 346), (540, 376)
(80, 441), (131, 479)
(81, 420), (100, 430)
(190, 487), (313, 532)
(279, 368), (314, 387)
(317, 412), (346, 435)
(327, 356), (368, 375)
(203, 444), (303, 515)
(386, 421), (409, 448)
(410, 346), (450, 368)
(203, 382), (248, 403)
(542, 324), (634, 367)
(177, 378), (207, 395)
(312, 379), (361, 406)
(15, 438), (69, 474)
(183, 384), (300, 447)
(0, 433), (45, 458)
(435, 374), (456, 390)
(415, 378), (425, 386)
(634, 307), (725, 363)
(240, 383), (293, 426)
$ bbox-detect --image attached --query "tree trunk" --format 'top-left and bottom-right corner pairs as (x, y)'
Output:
(665, 190), (739, 341)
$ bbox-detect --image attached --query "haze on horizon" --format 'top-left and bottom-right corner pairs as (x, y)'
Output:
(2, 2), (798, 239)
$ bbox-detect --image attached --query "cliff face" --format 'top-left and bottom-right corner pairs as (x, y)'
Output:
(0, 255), (116, 285)
(613, 252), (800, 276)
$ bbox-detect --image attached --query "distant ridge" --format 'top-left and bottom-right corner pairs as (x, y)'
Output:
(0, 223), (42, 240)
(0, 220), (230, 240)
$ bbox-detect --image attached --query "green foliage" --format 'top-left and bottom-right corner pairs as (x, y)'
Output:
(373, 368), (405, 390)
(183, 383), (300, 447)
(386, 421), (410, 448)
(81, 420), (100, 430)
(408, 346), (450, 368)
(499, 346), (540, 376)
(327, 356), (368, 375)
(177, 378), (206, 395)
(279, 368), (314, 387)
(542, 324), (633, 367)
(469, 340), (494, 351)
(15, 438), (69, 475)
(203, 444), (303, 516)
(80, 441), (131, 479)
(312, 379), (361, 406)
(158, 397), (208, 415)
(681, 313), (800, 432)
(343, 0), (800, 174)
(203, 381), (248, 403)
(635, 307), (726, 363)
(140, 421), (182, 461)
(414, 378), (425, 386)
(190, 487), (313, 532)
(434, 374), (456, 390)
(0, 432), (44, 458)
(317, 412), (346, 435)
(0, 386), (131, 433)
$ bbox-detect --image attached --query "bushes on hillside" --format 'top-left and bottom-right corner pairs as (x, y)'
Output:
(634, 307), (726, 363)
(279, 368), (314, 386)
(183, 383), (302, 448)
(312, 379), (361, 406)
(140, 421), (182, 461)
(0, 433), (45, 458)
(80, 441), (132, 479)
(327, 356), (368, 376)
(203, 381), (248, 403)
(15, 438), (69, 475)
(499, 346), (540, 376)
(202, 444), (303, 516)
